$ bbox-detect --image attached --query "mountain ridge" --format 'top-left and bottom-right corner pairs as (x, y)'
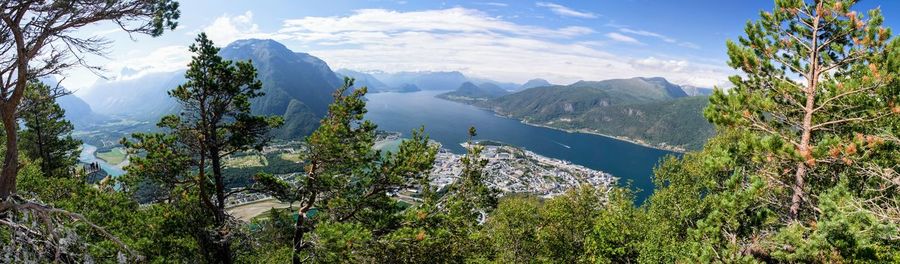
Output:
(470, 76), (714, 150)
(437, 81), (511, 103)
(81, 39), (344, 139)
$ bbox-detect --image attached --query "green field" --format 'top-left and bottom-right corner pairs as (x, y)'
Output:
(224, 154), (268, 168)
(96, 147), (127, 165)
(278, 152), (304, 163)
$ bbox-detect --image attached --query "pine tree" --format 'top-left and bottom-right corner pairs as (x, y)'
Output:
(125, 33), (281, 264)
(0, 0), (180, 200)
(252, 78), (438, 263)
(19, 81), (81, 178)
(706, 0), (896, 221)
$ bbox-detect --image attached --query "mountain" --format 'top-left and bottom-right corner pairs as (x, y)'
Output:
(335, 69), (390, 92)
(57, 94), (108, 129)
(479, 77), (713, 150)
(83, 39), (343, 139)
(81, 70), (184, 120)
(396, 83), (421, 93)
(519, 78), (552, 90)
(437, 82), (510, 102)
(680, 85), (714, 96)
(219, 39), (342, 138)
(35, 77), (107, 129)
(467, 77), (519, 91)
(566, 77), (688, 103)
(371, 71), (469, 91)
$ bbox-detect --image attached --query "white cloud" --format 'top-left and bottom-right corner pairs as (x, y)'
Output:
(617, 27), (700, 49)
(280, 8), (591, 39)
(478, 2), (509, 7)
(203, 11), (262, 45)
(105, 45), (191, 80)
(632, 57), (689, 72)
(264, 7), (730, 87)
(605, 32), (643, 45)
(631, 57), (731, 87)
(619, 28), (675, 43)
(678, 42), (701, 49)
(535, 2), (597, 19)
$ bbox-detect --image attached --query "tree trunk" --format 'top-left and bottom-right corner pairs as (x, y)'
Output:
(292, 211), (309, 264)
(790, 7), (821, 220)
(209, 146), (233, 264)
(791, 86), (815, 219)
(293, 162), (318, 264)
(0, 108), (18, 200)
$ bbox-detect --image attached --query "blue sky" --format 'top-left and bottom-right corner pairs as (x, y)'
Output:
(65, 0), (900, 94)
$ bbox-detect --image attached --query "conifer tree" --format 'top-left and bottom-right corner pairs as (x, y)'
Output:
(706, 0), (897, 220)
(252, 78), (438, 263)
(0, 0), (180, 199)
(19, 81), (81, 178)
(125, 33), (281, 263)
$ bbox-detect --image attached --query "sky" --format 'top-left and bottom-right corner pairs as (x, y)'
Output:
(63, 0), (900, 95)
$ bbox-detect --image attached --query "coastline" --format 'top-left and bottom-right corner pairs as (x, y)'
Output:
(439, 94), (688, 153)
(516, 119), (686, 153)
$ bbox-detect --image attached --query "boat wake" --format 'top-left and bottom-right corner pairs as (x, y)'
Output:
(553, 141), (572, 149)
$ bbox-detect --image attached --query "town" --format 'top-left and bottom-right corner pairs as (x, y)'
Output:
(225, 134), (617, 220)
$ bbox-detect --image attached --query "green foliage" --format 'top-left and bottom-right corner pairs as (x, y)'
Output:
(584, 188), (643, 263)
(124, 33), (281, 263)
(19, 81), (81, 178)
(15, 160), (198, 263)
(252, 78), (440, 262)
(479, 78), (714, 149)
(484, 195), (542, 263)
(602, 1), (900, 262)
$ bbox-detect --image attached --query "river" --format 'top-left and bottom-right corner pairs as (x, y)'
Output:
(79, 143), (125, 177)
(364, 91), (678, 202)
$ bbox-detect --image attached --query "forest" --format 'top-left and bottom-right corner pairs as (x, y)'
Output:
(1, 0), (900, 263)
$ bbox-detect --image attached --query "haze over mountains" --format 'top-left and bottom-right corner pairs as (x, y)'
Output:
(437, 81), (511, 102)
(68, 38), (714, 148)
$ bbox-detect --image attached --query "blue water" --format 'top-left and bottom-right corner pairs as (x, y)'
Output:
(364, 91), (678, 202)
(79, 143), (125, 177)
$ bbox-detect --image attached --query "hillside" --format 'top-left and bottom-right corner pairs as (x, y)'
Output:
(58, 94), (108, 129)
(437, 82), (510, 102)
(519, 78), (552, 90)
(335, 69), (391, 92)
(219, 39), (343, 138)
(81, 70), (184, 120)
(680, 85), (714, 96)
(481, 77), (713, 150)
(82, 39), (343, 139)
(371, 71), (469, 90)
(396, 83), (421, 92)
(36, 77), (108, 129)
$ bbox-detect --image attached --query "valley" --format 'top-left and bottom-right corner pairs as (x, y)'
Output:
(67, 38), (697, 204)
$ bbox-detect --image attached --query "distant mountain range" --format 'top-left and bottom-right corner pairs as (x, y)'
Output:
(437, 82), (510, 103)
(680, 85), (714, 96)
(469, 77), (714, 150)
(335, 69), (391, 92)
(370, 71), (469, 91)
(81, 70), (183, 120)
(80, 39), (343, 139)
(70, 38), (713, 148)
(336, 69), (424, 93)
(57, 94), (108, 129)
(34, 77), (107, 130)
(519, 78), (552, 90)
